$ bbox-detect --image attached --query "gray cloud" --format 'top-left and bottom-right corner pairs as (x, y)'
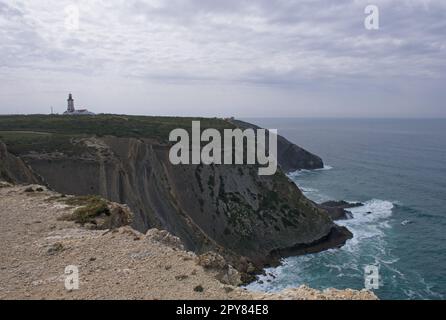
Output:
(0, 0), (445, 117)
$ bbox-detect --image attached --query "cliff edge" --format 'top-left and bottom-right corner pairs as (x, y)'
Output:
(228, 119), (324, 172)
(0, 115), (351, 280)
(0, 183), (376, 300)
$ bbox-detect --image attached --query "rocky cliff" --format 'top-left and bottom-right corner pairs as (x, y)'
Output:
(0, 115), (350, 279)
(0, 141), (42, 185)
(228, 119), (324, 172)
(0, 184), (375, 300)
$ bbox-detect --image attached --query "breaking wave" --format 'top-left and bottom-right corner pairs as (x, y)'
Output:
(246, 167), (444, 299)
(246, 168), (397, 296)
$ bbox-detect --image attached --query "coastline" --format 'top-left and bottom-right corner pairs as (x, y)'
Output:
(0, 182), (377, 300)
(0, 116), (354, 284)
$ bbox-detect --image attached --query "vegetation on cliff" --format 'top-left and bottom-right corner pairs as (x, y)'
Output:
(0, 115), (234, 155)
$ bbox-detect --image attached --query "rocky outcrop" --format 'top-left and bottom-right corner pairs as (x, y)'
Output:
(319, 201), (363, 221)
(146, 229), (185, 251)
(268, 225), (353, 259)
(197, 251), (242, 286)
(228, 119), (324, 172)
(103, 203), (134, 229)
(0, 141), (42, 185)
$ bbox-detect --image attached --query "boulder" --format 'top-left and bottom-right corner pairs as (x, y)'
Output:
(216, 265), (242, 286)
(197, 251), (241, 286)
(98, 203), (133, 229)
(146, 229), (185, 250)
(196, 251), (227, 270)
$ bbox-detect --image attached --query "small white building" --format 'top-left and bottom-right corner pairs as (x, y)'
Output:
(63, 93), (95, 115)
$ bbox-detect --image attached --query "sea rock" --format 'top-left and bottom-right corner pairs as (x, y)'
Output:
(319, 201), (363, 221)
(268, 225), (353, 258)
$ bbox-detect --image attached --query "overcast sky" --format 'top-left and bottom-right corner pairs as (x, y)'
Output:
(0, 0), (445, 117)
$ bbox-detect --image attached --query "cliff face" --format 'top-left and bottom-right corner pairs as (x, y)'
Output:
(0, 116), (349, 276)
(0, 141), (42, 185)
(228, 119), (324, 172)
(17, 136), (342, 265)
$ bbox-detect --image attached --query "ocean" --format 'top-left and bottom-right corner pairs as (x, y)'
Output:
(243, 118), (446, 300)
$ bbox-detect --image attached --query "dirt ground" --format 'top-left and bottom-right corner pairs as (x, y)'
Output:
(0, 183), (376, 300)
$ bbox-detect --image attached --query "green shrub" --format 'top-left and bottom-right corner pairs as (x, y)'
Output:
(64, 195), (110, 225)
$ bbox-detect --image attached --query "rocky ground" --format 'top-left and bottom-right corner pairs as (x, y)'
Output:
(0, 182), (377, 300)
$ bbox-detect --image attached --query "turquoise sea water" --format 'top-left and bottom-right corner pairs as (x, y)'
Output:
(243, 118), (446, 300)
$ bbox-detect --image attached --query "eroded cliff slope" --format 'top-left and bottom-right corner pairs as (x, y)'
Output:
(0, 115), (351, 276)
(0, 141), (42, 185)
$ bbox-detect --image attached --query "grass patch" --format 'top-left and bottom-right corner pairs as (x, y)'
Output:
(0, 130), (89, 156)
(0, 115), (236, 156)
(62, 195), (110, 225)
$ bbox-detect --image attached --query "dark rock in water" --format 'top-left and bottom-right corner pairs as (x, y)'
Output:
(319, 201), (364, 221)
(228, 119), (324, 172)
(267, 225), (353, 260)
(321, 200), (363, 209)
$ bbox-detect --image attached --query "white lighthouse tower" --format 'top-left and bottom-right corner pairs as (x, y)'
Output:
(63, 93), (95, 115)
(67, 93), (75, 113)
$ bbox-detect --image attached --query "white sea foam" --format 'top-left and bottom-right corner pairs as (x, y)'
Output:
(246, 168), (398, 294)
(246, 198), (396, 293)
(247, 168), (443, 299)
(299, 187), (319, 193)
(337, 199), (394, 251)
(288, 164), (333, 178)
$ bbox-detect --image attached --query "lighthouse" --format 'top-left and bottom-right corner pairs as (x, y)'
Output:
(67, 93), (75, 113)
(63, 93), (95, 115)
